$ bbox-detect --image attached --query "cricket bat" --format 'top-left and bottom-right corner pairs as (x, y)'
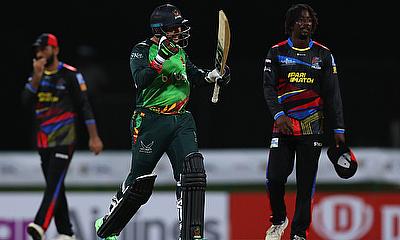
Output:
(211, 10), (231, 103)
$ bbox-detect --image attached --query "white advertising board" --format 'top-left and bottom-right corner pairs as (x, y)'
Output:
(0, 148), (399, 186)
(0, 192), (228, 240)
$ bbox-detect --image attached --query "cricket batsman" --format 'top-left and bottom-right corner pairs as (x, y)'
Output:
(95, 3), (230, 240)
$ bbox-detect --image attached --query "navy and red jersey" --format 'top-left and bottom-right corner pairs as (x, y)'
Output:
(22, 62), (96, 148)
(263, 38), (345, 136)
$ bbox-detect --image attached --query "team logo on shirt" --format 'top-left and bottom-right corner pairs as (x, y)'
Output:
(311, 57), (322, 69)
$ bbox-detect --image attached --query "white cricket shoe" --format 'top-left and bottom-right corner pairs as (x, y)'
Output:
(292, 235), (306, 240)
(27, 222), (45, 240)
(265, 217), (289, 240)
(52, 234), (77, 240)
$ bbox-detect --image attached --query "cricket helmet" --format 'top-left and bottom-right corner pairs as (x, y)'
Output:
(150, 4), (190, 47)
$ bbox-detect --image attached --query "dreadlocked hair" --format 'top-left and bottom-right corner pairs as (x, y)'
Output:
(284, 3), (318, 35)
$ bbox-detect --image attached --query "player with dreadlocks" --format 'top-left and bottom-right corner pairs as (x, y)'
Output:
(95, 3), (230, 240)
(263, 3), (346, 240)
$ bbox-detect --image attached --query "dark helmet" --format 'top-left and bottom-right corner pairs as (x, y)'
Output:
(150, 4), (190, 48)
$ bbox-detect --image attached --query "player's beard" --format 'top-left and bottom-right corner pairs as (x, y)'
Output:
(299, 34), (308, 40)
(299, 27), (311, 40)
(45, 54), (55, 67)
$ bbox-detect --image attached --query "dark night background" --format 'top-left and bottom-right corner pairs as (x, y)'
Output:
(1, 0), (399, 151)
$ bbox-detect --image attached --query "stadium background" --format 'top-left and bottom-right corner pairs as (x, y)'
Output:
(1, 0), (399, 239)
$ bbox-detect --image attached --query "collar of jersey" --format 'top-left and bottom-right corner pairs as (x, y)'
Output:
(287, 38), (313, 51)
(44, 62), (63, 75)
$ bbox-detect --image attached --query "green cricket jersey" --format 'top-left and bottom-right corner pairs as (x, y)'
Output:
(130, 39), (209, 114)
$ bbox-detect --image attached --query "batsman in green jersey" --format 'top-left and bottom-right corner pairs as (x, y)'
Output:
(95, 3), (230, 240)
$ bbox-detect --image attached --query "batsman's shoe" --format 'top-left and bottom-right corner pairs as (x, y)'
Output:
(291, 235), (306, 240)
(27, 222), (45, 240)
(95, 217), (118, 240)
(179, 237), (208, 240)
(265, 217), (288, 240)
(52, 234), (77, 240)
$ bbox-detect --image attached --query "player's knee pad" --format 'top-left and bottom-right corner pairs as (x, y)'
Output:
(180, 152), (207, 240)
(96, 173), (157, 238)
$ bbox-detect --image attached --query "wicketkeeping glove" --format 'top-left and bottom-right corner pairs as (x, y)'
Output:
(205, 65), (230, 86)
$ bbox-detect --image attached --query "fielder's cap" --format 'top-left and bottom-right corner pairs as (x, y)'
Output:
(32, 33), (58, 48)
(327, 143), (358, 179)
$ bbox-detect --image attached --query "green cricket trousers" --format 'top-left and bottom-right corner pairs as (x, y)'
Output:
(125, 107), (199, 187)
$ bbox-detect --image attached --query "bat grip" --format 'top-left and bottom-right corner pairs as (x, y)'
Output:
(211, 81), (220, 103)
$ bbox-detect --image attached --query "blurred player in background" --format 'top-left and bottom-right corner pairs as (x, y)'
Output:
(263, 4), (345, 240)
(21, 33), (104, 240)
(94, 3), (230, 240)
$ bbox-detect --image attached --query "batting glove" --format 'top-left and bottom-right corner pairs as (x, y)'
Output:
(205, 65), (230, 85)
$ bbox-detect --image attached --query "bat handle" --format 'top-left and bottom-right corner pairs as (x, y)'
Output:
(211, 81), (220, 103)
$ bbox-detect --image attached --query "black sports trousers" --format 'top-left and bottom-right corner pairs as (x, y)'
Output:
(266, 134), (322, 237)
(34, 145), (75, 236)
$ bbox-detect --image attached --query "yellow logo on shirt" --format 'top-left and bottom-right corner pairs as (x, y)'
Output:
(288, 72), (314, 83)
(38, 92), (59, 102)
